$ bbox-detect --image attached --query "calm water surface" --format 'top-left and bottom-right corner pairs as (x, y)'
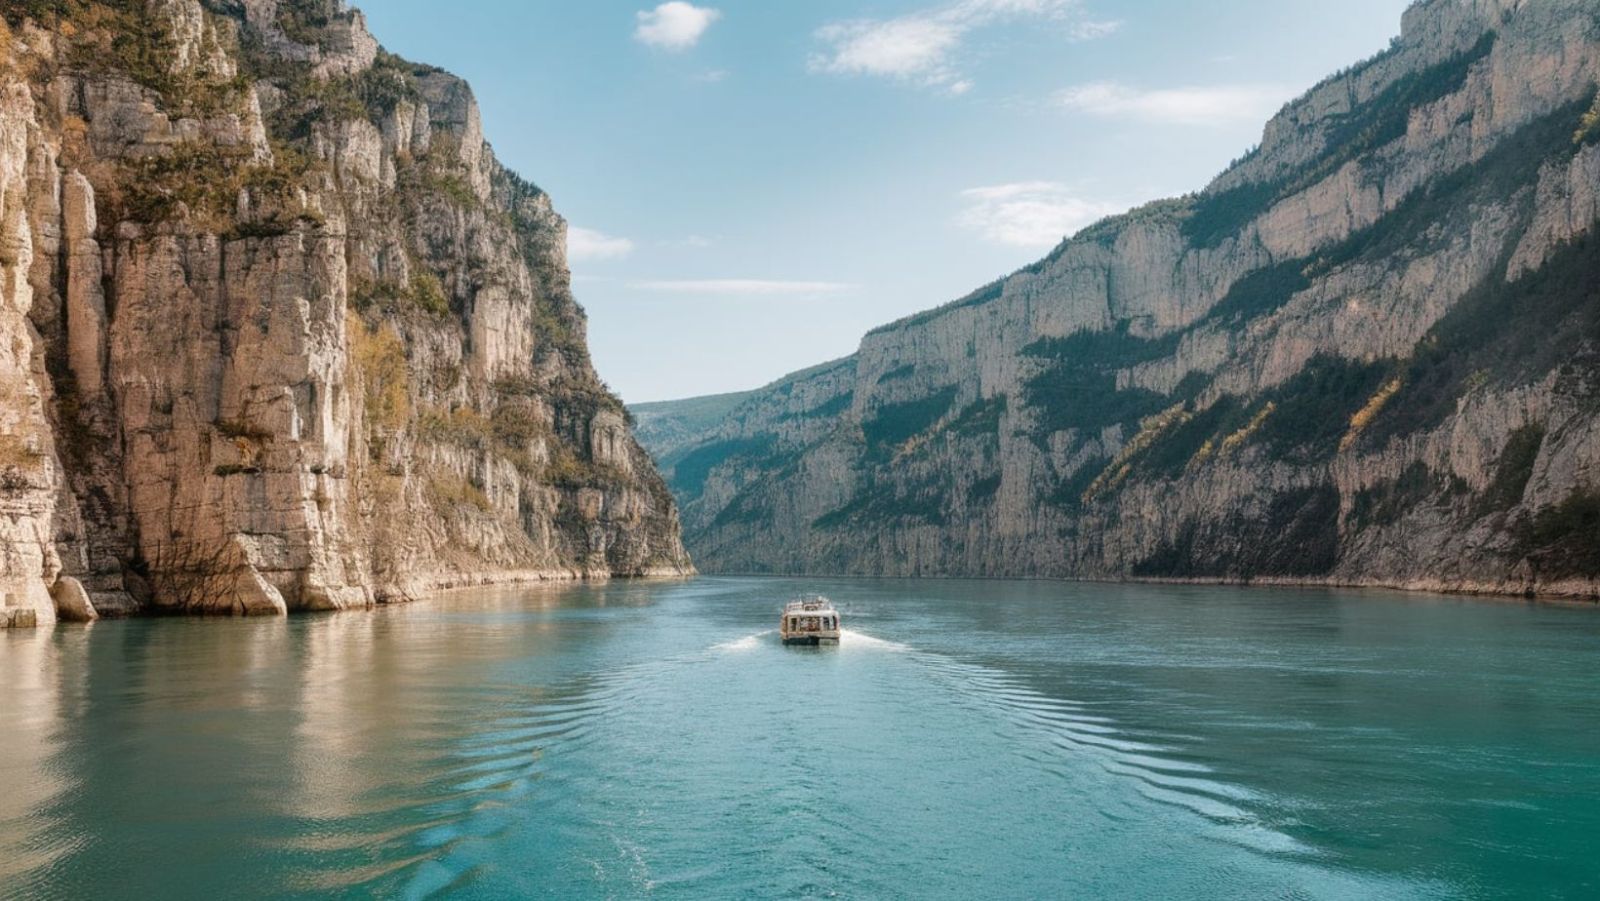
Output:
(2, 578), (1598, 899)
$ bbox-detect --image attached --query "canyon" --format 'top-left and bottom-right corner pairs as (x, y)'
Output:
(637, 0), (1600, 599)
(0, 0), (691, 628)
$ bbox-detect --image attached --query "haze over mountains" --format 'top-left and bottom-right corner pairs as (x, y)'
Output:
(636, 0), (1600, 598)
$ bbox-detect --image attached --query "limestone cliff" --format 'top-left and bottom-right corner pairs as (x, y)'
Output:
(0, 0), (690, 627)
(639, 0), (1600, 599)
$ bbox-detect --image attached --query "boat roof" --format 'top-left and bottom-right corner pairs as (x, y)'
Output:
(784, 597), (836, 612)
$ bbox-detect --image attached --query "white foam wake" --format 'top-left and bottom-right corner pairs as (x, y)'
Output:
(711, 630), (774, 652)
(838, 629), (910, 652)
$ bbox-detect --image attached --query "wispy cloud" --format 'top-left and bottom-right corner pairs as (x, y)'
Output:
(1056, 82), (1293, 125)
(958, 181), (1121, 248)
(630, 279), (854, 296)
(635, 2), (721, 51)
(568, 227), (636, 262)
(1069, 19), (1122, 40)
(811, 0), (1114, 93)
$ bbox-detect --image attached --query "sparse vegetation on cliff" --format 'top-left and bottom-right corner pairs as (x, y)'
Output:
(349, 313), (411, 461)
(0, 0), (691, 623)
(1575, 94), (1600, 144)
(100, 138), (322, 237)
(1517, 491), (1600, 579)
(1183, 33), (1499, 249)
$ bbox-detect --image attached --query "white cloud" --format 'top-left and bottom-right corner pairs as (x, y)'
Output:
(813, 17), (964, 82)
(1069, 19), (1122, 40)
(810, 0), (1113, 92)
(1056, 82), (1293, 126)
(635, 2), (721, 51)
(568, 227), (636, 262)
(630, 279), (854, 297)
(958, 181), (1121, 248)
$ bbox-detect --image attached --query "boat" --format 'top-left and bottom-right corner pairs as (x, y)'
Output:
(780, 596), (841, 645)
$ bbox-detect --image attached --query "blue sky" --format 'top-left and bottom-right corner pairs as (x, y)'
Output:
(357, 0), (1414, 403)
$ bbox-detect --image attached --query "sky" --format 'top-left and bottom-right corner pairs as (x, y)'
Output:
(356, 0), (1415, 403)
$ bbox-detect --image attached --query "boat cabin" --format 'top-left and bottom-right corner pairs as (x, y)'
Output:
(780, 596), (841, 645)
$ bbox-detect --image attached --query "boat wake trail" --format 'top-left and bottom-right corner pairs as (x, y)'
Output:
(710, 628), (908, 654)
(837, 628), (910, 652)
(711, 630), (774, 652)
(900, 649), (1308, 856)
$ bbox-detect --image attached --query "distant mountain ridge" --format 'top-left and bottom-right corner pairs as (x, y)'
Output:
(634, 0), (1600, 598)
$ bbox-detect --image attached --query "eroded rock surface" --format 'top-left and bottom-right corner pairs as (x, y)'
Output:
(639, 0), (1600, 599)
(0, 0), (690, 627)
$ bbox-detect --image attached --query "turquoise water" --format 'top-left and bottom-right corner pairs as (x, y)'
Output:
(2, 578), (1599, 899)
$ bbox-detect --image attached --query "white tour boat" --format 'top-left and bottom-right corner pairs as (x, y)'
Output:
(780, 596), (841, 645)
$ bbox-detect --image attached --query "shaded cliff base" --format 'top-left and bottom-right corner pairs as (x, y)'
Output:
(1107, 572), (1599, 604)
(691, 566), (1600, 605)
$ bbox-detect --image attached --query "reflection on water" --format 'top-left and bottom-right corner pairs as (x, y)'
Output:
(0, 628), (74, 885)
(1, 578), (1599, 899)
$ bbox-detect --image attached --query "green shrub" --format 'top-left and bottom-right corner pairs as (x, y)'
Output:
(1477, 426), (1544, 515)
(771, 391), (854, 424)
(1021, 325), (1181, 437)
(348, 313), (411, 454)
(969, 474), (1002, 502)
(1363, 230), (1600, 446)
(1133, 396), (1249, 479)
(813, 478), (946, 529)
(351, 270), (452, 318)
(113, 141), (249, 227)
(418, 406), (491, 448)
(710, 489), (773, 529)
(410, 271), (449, 316)
(1251, 356), (1391, 464)
(862, 387), (957, 451)
(491, 404), (545, 449)
(948, 395), (1008, 437)
(877, 364), (916, 384)
(671, 436), (775, 497)
(1577, 94), (1600, 145)
(426, 472), (492, 513)
(1349, 463), (1466, 530)
(1134, 485), (1342, 578)
(1201, 258), (1311, 326)
(1025, 368), (1165, 437)
(494, 375), (541, 397)
(109, 139), (321, 235)
(1047, 457), (1106, 509)
(1516, 491), (1600, 579)
(1183, 34), (1497, 250)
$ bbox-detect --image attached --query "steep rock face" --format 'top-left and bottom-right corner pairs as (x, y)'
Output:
(0, 0), (689, 627)
(640, 0), (1600, 598)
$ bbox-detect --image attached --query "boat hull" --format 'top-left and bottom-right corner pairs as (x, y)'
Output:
(781, 633), (840, 646)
